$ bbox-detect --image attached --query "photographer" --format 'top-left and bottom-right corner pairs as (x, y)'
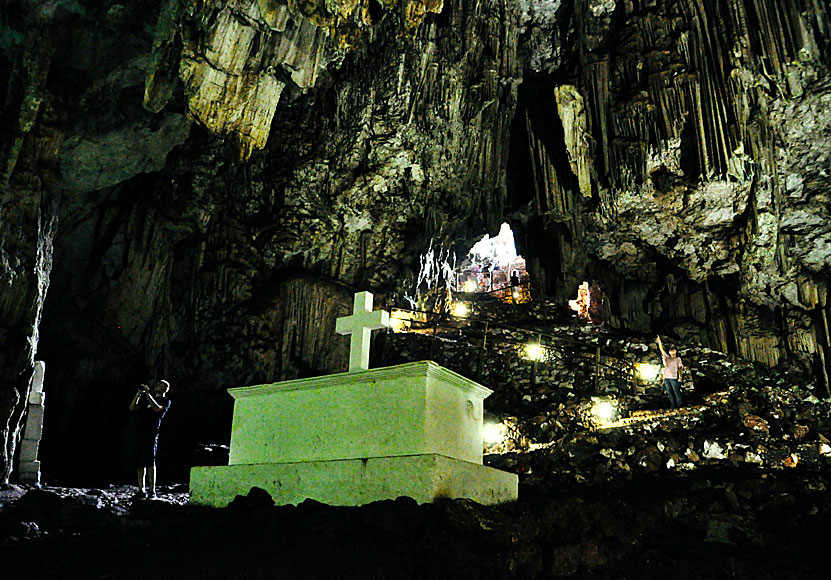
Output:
(128, 380), (171, 499)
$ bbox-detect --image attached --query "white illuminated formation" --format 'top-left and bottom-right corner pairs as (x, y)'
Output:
(568, 281), (591, 319)
(470, 222), (519, 266)
(336, 291), (391, 372)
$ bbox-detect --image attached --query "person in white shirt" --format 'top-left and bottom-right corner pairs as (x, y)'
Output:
(657, 336), (683, 409)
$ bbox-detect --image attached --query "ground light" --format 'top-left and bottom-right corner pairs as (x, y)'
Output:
(591, 397), (619, 425)
(463, 279), (478, 292)
(452, 302), (469, 318)
(483, 422), (507, 446)
(636, 362), (662, 382)
(524, 343), (544, 361)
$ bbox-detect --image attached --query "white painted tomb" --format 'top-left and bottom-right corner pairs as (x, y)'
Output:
(190, 291), (518, 507)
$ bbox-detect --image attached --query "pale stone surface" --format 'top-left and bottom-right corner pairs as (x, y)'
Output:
(192, 359), (518, 507)
(18, 460), (40, 476)
(228, 361), (490, 465)
(190, 453), (518, 507)
(18, 438), (40, 463)
(178, 58), (285, 160)
(30, 362), (45, 393)
(19, 361), (46, 483)
(147, 0), (332, 160)
(22, 406), (45, 441)
(335, 291), (391, 372)
(555, 84), (592, 198)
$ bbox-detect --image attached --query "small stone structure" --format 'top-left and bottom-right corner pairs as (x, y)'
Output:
(18, 361), (46, 484)
(335, 290), (391, 372)
(190, 292), (518, 507)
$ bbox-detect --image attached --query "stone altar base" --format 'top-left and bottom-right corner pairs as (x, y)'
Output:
(190, 453), (518, 507)
(189, 360), (518, 507)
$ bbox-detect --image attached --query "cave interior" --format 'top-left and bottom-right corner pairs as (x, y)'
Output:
(1, 1), (831, 578)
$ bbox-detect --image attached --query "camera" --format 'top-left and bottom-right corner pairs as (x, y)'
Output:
(136, 385), (153, 409)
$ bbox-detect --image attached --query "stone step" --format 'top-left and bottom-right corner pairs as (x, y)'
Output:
(599, 404), (710, 429)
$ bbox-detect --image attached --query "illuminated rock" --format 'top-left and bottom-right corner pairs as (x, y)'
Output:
(144, 0), (446, 160)
(145, 0), (332, 160)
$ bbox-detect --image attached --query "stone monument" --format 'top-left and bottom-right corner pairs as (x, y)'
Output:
(18, 361), (46, 484)
(190, 291), (518, 507)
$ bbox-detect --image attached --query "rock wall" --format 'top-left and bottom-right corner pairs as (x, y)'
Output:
(0, 0), (828, 483)
(0, 9), (61, 482)
(1, 0), (524, 482)
(513, 0), (830, 382)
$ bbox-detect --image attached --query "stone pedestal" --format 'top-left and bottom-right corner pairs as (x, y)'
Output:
(190, 361), (518, 507)
(18, 361), (46, 484)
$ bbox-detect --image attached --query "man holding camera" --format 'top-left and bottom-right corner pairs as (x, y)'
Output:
(128, 379), (171, 499)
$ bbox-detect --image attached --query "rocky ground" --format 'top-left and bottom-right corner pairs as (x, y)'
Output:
(2, 297), (830, 579)
(1, 467), (829, 579)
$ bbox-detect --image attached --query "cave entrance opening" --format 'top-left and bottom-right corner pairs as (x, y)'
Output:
(454, 223), (529, 303)
(389, 223), (529, 336)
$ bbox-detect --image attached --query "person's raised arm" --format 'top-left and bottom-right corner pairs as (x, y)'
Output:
(129, 385), (148, 411)
(656, 335), (668, 358)
(143, 392), (164, 412)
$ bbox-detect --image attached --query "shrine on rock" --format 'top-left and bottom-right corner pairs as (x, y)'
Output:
(189, 291), (518, 507)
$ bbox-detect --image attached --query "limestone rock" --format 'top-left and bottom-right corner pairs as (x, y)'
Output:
(60, 114), (192, 193)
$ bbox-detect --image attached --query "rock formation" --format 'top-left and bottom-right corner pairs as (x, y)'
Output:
(0, 0), (828, 483)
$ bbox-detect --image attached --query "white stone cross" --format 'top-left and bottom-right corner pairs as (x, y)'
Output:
(335, 291), (391, 372)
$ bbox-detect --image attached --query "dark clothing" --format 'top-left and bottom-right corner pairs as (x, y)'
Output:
(134, 396), (170, 467)
(136, 395), (170, 433)
(136, 431), (160, 466)
(664, 378), (682, 409)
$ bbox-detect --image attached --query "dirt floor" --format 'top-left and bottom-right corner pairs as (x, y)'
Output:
(2, 465), (829, 580)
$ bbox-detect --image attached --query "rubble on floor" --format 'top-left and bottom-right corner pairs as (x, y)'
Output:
(1, 471), (829, 579)
(381, 297), (831, 482)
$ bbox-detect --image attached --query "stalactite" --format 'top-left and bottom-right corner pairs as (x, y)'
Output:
(143, 0), (451, 160)
(534, 0), (831, 388)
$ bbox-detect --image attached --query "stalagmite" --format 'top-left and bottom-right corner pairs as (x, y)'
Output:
(17, 362), (46, 484)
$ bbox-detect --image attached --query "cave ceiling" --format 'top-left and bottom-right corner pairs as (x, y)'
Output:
(0, 0), (829, 482)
